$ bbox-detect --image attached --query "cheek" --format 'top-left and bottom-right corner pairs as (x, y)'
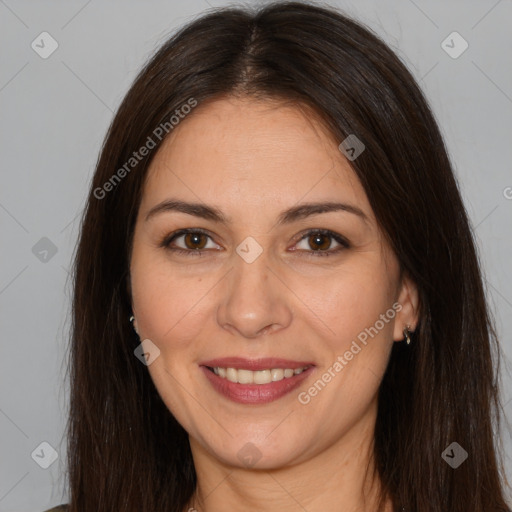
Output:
(130, 250), (211, 349)
(298, 275), (397, 425)
(306, 265), (397, 347)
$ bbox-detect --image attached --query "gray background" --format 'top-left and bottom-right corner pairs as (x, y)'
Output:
(1, 0), (511, 510)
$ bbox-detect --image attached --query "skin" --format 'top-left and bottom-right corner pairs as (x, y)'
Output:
(129, 96), (419, 512)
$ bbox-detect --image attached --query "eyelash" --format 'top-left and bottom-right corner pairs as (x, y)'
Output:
(159, 228), (350, 258)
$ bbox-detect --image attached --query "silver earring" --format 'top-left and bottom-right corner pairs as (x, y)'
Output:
(403, 325), (412, 345)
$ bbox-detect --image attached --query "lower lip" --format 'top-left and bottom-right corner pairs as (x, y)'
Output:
(200, 366), (314, 404)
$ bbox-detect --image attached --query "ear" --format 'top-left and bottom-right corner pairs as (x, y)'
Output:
(126, 274), (139, 334)
(393, 273), (419, 342)
(132, 317), (139, 335)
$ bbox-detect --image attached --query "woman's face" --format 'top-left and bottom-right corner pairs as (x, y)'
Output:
(130, 96), (417, 469)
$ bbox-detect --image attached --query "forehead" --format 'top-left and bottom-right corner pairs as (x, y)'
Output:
(142, 96), (371, 216)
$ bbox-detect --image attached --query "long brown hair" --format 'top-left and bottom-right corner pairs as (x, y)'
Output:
(67, 2), (510, 510)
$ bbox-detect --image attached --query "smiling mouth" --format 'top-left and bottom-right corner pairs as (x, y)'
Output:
(200, 362), (315, 404)
(205, 365), (312, 385)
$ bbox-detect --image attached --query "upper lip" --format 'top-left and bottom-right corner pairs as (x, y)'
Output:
(200, 357), (315, 371)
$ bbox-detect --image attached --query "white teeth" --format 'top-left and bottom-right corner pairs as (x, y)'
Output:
(237, 369), (254, 384)
(226, 367), (237, 383)
(212, 366), (308, 384)
(270, 368), (284, 382)
(254, 369), (271, 384)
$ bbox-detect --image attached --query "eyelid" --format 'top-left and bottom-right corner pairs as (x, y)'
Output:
(159, 227), (220, 250)
(292, 228), (350, 255)
(160, 227), (350, 257)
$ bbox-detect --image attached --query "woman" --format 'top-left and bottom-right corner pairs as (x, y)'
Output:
(48, 1), (510, 510)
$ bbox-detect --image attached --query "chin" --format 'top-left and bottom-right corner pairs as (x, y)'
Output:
(206, 433), (307, 471)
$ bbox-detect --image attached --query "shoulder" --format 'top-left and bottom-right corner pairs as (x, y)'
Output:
(43, 506), (68, 512)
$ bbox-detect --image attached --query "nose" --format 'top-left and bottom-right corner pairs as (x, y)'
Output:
(216, 248), (293, 339)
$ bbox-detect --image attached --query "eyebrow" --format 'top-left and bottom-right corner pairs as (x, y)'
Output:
(145, 199), (368, 225)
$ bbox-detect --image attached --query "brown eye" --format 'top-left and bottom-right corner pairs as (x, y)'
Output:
(294, 229), (350, 257)
(160, 228), (221, 256)
(183, 232), (208, 250)
(307, 233), (332, 251)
